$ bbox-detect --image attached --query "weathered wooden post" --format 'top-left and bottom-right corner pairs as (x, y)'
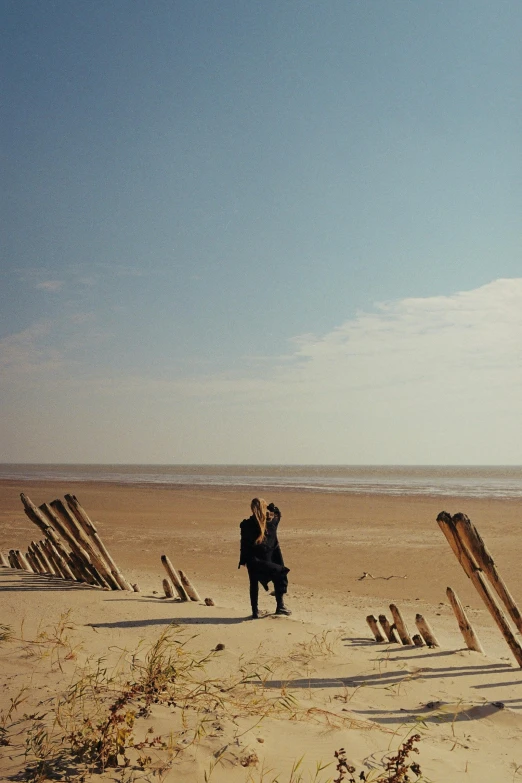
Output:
(453, 513), (522, 635)
(438, 512), (522, 666)
(35, 541), (56, 575)
(42, 539), (68, 580)
(8, 550), (20, 569)
(415, 614), (440, 648)
(390, 604), (413, 645)
(64, 494), (132, 590)
(366, 614), (385, 642)
(0, 551), (9, 568)
(178, 569), (202, 602)
(446, 586), (484, 654)
(163, 578), (174, 598)
(378, 614), (401, 643)
(412, 634), (425, 647)
(161, 555), (189, 601)
(17, 551), (34, 572)
(47, 501), (119, 589)
(25, 550), (40, 573)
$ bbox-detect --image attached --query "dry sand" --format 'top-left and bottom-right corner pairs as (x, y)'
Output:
(1, 480), (522, 781)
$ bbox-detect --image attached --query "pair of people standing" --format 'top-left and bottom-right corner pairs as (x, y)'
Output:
(238, 497), (291, 619)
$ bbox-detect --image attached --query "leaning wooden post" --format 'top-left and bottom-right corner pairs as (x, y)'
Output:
(378, 614), (401, 643)
(415, 614), (440, 648)
(446, 586), (485, 654)
(42, 540), (68, 580)
(17, 551), (34, 573)
(25, 551), (41, 573)
(48, 501), (119, 589)
(438, 512), (522, 667)
(64, 494), (132, 591)
(366, 615), (385, 642)
(390, 604), (413, 645)
(0, 551), (10, 567)
(178, 569), (202, 602)
(27, 544), (44, 573)
(161, 556), (189, 601)
(163, 578), (174, 598)
(35, 541), (57, 576)
(21, 494), (78, 571)
(8, 550), (21, 569)
(453, 513), (522, 635)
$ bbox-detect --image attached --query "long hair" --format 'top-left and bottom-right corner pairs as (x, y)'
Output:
(251, 497), (267, 544)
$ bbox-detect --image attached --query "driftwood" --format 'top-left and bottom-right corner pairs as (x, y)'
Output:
(378, 614), (401, 643)
(178, 569), (202, 602)
(25, 551), (40, 573)
(412, 634), (425, 647)
(366, 614), (385, 642)
(358, 572), (407, 581)
(8, 551), (20, 569)
(0, 551), (9, 568)
(438, 512), (522, 667)
(390, 604), (413, 645)
(161, 555), (189, 601)
(446, 586), (485, 654)
(415, 614), (440, 648)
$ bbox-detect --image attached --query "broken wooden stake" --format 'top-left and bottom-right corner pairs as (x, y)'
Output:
(163, 578), (174, 598)
(446, 586), (484, 654)
(412, 634), (425, 647)
(390, 604), (413, 645)
(161, 555), (189, 601)
(366, 614), (385, 642)
(178, 569), (202, 602)
(378, 614), (401, 643)
(415, 614), (440, 647)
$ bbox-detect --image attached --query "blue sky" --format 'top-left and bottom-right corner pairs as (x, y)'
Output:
(1, 1), (521, 463)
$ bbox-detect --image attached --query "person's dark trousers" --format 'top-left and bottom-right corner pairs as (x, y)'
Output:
(246, 564), (259, 616)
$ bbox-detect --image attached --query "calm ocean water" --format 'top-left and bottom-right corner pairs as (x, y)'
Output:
(1, 464), (522, 499)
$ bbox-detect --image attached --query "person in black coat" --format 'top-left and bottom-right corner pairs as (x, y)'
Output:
(239, 497), (291, 619)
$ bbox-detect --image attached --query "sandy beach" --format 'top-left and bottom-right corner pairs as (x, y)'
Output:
(1, 479), (522, 781)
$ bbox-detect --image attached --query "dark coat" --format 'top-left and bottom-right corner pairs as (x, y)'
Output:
(239, 507), (285, 568)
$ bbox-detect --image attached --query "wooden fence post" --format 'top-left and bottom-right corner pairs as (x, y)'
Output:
(415, 614), (440, 647)
(163, 578), (174, 598)
(446, 586), (484, 654)
(378, 614), (401, 643)
(438, 512), (522, 666)
(366, 615), (385, 642)
(161, 556), (189, 601)
(390, 604), (413, 645)
(178, 569), (202, 602)
(64, 494), (132, 591)
(453, 513), (522, 635)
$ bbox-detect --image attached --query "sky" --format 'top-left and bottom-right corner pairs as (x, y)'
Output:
(1, 0), (521, 465)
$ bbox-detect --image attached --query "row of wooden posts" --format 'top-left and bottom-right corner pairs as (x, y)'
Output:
(367, 512), (522, 667)
(367, 605), (440, 648)
(0, 493), (135, 591)
(0, 492), (208, 604)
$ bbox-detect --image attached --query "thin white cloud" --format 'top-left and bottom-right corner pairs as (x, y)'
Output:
(35, 280), (64, 292)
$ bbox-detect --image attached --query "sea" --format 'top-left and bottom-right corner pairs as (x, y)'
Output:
(1, 464), (522, 500)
